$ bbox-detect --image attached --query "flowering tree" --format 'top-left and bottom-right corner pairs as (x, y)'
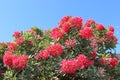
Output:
(0, 16), (120, 80)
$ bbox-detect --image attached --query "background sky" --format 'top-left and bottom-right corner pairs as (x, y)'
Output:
(0, 0), (120, 53)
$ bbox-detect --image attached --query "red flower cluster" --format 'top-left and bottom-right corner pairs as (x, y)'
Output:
(59, 22), (71, 33)
(84, 19), (95, 27)
(13, 31), (21, 38)
(7, 42), (17, 51)
(51, 16), (83, 40)
(48, 43), (63, 56)
(15, 37), (25, 45)
(61, 54), (94, 74)
(108, 26), (114, 32)
(99, 57), (118, 68)
(105, 31), (118, 43)
(59, 16), (71, 25)
(96, 24), (104, 31)
(70, 17), (83, 29)
(79, 27), (93, 39)
(36, 49), (50, 60)
(61, 59), (77, 74)
(106, 31), (114, 39)
(76, 54), (94, 69)
(3, 51), (13, 67)
(51, 27), (64, 40)
(64, 38), (76, 48)
(3, 51), (28, 70)
(12, 54), (28, 70)
(34, 43), (63, 61)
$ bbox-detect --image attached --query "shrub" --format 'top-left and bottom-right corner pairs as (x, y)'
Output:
(0, 16), (119, 80)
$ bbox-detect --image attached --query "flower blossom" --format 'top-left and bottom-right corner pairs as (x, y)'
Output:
(48, 43), (63, 56)
(96, 24), (104, 31)
(70, 17), (83, 29)
(79, 27), (93, 39)
(84, 19), (95, 27)
(51, 27), (64, 40)
(61, 59), (77, 74)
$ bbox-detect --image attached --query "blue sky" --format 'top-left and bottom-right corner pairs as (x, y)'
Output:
(0, 0), (120, 53)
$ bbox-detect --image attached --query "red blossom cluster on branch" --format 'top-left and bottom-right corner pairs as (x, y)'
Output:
(3, 51), (28, 70)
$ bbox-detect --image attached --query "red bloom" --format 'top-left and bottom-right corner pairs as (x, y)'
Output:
(12, 54), (28, 70)
(70, 17), (83, 29)
(99, 57), (118, 68)
(76, 54), (92, 69)
(3, 51), (28, 70)
(49, 43), (63, 56)
(60, 22), (71, 33)
(3, 51), (13, 67)
(84, 19), (95, 27)
(89, 52), (97, 59)
(96, 24), (104, 31)
(76, 54), (86, 69)
(79, 27), (93, 39)
(39, 49), (50, 60)
(13, 31), (21, 38)
(108, 26), (114, 32)
(59, 16), (71, 25)
(15, 37), (25, 45)
(109, 57), (118, 68)
(61, 59), (77, 74)
(7, 42), (17, 51)
(51, 27), (64, 40)
(65, 38), (76, 48)
(106, 31), (114, 39)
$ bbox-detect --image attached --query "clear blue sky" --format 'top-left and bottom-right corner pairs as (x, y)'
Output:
(0, 0), (120, 53)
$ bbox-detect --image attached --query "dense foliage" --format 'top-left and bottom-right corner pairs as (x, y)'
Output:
(0, 16), (120, 80)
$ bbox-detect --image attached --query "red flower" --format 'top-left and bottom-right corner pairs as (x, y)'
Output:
(7, 42), (17, 51)
(84, 19), (95, 27)
(15, 37), (25, 45)
(106, 31), (114, 39)
(3, 51), (28, 70)
(39, 49), (50, 60)
(51, 27), (64, 40)
(79, 27), (93, 39)
(64, 38), (76, 48)
(59, 16), (71, 25)
(108, 26), (114, 32)
(49, 43), (63, 56)
(76, 54), (92, 69)
(99, 57), (118, 68)
(96, 24), (104, 31)
(70, 17), (83, 29)
(61, 59), (77, 74)
(76, 54), (86, 69)
(109, 57), (118, 68)
(12, 54), (28, 70)
(3, 51), (13, 67)
(13, 31), (21, 38)
(60, 22), (71, 33)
